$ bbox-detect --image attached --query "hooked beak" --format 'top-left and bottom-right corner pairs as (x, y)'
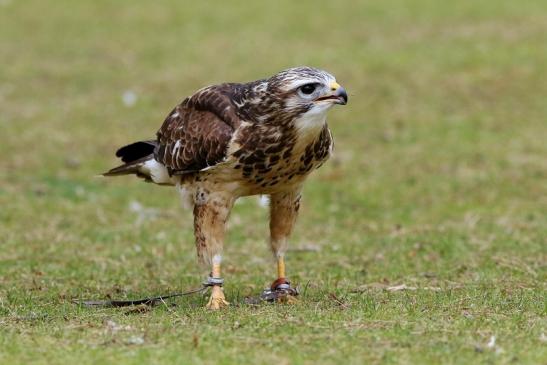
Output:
(315, 83), (348, 105)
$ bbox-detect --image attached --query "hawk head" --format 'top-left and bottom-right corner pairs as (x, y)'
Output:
(268, 66), (347, 105)
(241, 67), (347, 126)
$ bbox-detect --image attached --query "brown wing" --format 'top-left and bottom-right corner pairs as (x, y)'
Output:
(155, 84), (243, 174)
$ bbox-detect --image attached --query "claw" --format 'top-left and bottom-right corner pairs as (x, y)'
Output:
(206, 296), (230, 309)
(261, 279), (299, 303)
(278, 293), (298, 304)
(206, 286), (229, 310)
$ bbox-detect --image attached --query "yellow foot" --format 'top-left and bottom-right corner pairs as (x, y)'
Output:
(206, 296), (230, 309)
(277, 293), (299, 305)
(206, 286), (229, 310)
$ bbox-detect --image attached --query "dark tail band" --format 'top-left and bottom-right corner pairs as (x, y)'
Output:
(103, 140), (157, 177)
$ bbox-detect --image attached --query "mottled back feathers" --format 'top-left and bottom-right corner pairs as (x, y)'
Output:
(155, 85), (243, 174)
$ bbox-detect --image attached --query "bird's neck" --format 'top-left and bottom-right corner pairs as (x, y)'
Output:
(294, 110), (327, 135)
(293, 112), (328, 150)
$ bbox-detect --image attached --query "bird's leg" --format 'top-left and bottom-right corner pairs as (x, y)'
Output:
(193, 190), (234, 310)
(206, 255), (229, 309)
(277, 255), (286, 281)
(265, 189), (302, 302)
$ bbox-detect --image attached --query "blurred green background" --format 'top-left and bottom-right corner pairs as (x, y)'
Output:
(1, 1), (546, 364)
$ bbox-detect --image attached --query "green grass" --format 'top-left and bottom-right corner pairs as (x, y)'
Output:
(1, 0), (546, 364)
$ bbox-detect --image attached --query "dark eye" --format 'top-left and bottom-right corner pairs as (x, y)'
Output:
(299, 83), (317, 95)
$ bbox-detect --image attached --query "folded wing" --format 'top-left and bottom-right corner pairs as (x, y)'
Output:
(156, 84), (243, 174)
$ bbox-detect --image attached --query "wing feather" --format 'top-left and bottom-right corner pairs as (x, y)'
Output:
(155, 84), (243, 174)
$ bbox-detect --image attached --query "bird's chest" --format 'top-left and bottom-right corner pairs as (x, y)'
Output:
(230, 123), (333, 193)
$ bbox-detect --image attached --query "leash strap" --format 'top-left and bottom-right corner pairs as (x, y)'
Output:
(73, 284), (209, 308)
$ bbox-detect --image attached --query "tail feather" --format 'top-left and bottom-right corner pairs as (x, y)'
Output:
(116, 140), (157, 162)
(103, 155), (153, 177)
(103, 140), (158, 177)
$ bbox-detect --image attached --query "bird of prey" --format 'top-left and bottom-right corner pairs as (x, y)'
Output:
(104, 67), (347, 309)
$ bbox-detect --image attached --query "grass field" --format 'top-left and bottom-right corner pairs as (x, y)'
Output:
(1, 1), (546, 364)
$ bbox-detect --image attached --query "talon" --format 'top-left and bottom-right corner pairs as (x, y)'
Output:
(277, 293), (298, 304)
(206, 285), (229, 310)
(206, 296), (230, 310)
(261, 279), (299, 303)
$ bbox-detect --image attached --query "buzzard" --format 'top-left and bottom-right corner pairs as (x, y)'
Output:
(105, 67), (348, 309)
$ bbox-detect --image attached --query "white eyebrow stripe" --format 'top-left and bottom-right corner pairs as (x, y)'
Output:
(285, 77), (335, 91)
